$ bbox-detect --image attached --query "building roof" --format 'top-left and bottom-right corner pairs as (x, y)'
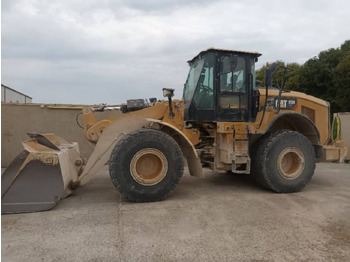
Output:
(1, 84), (32, 99)
(188, 47), (262, 63)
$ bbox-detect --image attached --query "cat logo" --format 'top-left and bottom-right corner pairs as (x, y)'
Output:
(274, 98), (297, 110)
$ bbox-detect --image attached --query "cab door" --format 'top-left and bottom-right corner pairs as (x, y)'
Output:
(217, 54), (249, 122)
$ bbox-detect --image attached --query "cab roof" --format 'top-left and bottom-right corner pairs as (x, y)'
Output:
(188, 48), (262, 63)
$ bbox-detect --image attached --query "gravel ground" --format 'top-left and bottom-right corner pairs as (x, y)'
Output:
(2, 162), (350, 262)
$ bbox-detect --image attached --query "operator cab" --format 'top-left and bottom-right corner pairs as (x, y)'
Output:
(183, 48), (261, 122)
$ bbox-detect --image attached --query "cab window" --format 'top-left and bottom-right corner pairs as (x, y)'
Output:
(220, 56), (246, 93)
(193, 53), (215, 108)
(219, 56), (247, 109)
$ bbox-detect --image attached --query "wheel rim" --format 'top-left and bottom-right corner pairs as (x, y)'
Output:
(277, 147), (305, 180)
(130, 148), (168, 186)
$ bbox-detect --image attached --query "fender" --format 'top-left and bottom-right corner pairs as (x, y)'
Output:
(264, 112), (321, 145)
(146, 119), (204, 178)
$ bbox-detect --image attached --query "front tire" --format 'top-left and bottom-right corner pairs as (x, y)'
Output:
(109, 129), (184, 202)
(252, 130), (316, 193)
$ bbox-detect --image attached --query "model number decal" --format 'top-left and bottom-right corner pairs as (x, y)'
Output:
(274, 98), (297, 110)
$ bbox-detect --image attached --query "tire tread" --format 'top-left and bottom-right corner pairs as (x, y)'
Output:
(252, 129), (316, 193)
(109, 129), (184, 202)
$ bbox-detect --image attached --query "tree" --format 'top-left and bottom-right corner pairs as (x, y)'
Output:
(298, 42), (349, 112)
(255, 61), (301, 90)
(283, 63), (301, 91)
(333, 54), (350, 112)
(256, 40), (350, 112)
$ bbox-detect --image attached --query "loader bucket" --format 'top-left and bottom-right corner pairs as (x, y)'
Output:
(1, 133), (83, 214)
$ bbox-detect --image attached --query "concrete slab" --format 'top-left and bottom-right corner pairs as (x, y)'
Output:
(2, 163), (350, 261)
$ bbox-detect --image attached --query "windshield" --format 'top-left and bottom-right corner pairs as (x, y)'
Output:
(183, 55), (205, 101)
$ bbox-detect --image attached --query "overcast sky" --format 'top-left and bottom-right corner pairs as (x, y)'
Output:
(2, 0), (349, 104)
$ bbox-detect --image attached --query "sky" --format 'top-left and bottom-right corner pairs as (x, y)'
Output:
(2, 0), (350, 104)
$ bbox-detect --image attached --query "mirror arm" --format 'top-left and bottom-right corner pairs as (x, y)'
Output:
(275, 68), (287, 114)
(275, 67), (293, 114)
(258, 63), (279, 129)
(258, 79), (269, 129)
(168, 97), (175, 118)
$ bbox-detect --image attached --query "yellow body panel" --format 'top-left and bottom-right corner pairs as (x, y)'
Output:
(83, 100), (200, 146)
(215, 89), (329, 145)
(255, 89), (329, 144)
(161, 100), (200, 145)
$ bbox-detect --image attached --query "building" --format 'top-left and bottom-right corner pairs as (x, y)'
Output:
(1, 84), (32, 103)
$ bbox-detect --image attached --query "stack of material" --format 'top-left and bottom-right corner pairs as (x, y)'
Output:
(323, 140), (348, 163)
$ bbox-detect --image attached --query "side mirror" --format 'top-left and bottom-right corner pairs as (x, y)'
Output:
(162, 88), (174, 98)
(265, 63), (279, 88)
(162, 88), (175, 118)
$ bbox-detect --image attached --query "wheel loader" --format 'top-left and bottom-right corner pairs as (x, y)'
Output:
(2, 48), (345, 214)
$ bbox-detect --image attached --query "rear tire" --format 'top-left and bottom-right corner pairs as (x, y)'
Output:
(252, 130), (316, 193)
(109, 129), (184, 202)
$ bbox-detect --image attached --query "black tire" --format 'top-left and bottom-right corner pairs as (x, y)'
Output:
(251, 130), (316, 193)
(109, 129), (184, 202)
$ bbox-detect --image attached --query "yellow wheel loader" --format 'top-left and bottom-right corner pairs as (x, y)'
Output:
(2, 48), (345, 213)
